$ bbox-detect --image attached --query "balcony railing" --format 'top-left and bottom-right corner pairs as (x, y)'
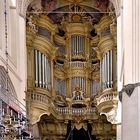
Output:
(55, 107), (96, 115)
(30, 92), (96, 116)
(96, 88), (118, 114)
(70, 61), (86, 69)
(97, 91), (117, 106)
(31, 92), (49, 104)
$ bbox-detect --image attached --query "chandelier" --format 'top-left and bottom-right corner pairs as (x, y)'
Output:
(0, 0), (33, 139)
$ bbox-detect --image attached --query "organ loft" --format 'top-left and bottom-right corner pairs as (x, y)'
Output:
(26, 0), (117, 139)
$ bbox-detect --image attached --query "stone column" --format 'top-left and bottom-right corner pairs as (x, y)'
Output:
(120, 0), (140, 139)
(119, 83), (140, 140)
(123, 0), (140, 84)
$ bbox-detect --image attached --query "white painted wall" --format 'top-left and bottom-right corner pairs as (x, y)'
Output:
(0, 0), (27, 114)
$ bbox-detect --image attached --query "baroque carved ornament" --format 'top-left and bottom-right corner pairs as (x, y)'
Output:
(18, 0), (121, 18)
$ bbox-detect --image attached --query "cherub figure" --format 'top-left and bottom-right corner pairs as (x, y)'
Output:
(72, 86), (84, 100)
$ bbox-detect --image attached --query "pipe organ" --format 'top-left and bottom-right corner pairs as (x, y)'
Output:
(26, 9), (117, 139)
(27, 13), (117, 112)
(34, 49), (51, 90)
(71, 77), (86, 93)
(71, 35), (85, 57)
(91, 80), (100, 97)
(101, 50), (113, 90)
(55, 78), (66, 96)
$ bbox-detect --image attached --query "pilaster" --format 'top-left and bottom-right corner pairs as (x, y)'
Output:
(119, 83), (140, 140)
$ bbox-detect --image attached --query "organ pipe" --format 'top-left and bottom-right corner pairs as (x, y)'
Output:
(34, 49), (51, 90)
(35, 50), (38, 87)
(71, 77), (86, 92)
(101, 49), (114, 89)
(49, 61), (52, 90)
(73, 37), (76, 55)
(83, 36), (85, 55)
(71, 35), (85, 56)
(55, 79), (66, 95)
(44, 56), (47, 89)
(38, 51), (42, 87)
(42, 54), (45, 88)
(100, 61), (102, 87)
(107, 52), (110, 88)
(102, 56), (104, 89)
(45, 57), (48, 88)
(104, 56), (106, 88)
(110, 50), (113, 87)
(77, 36), (78, 54)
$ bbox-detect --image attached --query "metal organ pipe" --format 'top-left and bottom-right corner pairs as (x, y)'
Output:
(105, 53), (108, 88)
(100, 61), (103, 86)
(47, 59), (51, 90)
(78, 36), (80, 55)
(73, 36), (75, 55)
(72, 77), (85, 92)
(82, 78), (85, 92)
(79, 36), (81, 54)
(34, 49), (51, 90)
(82, 78), (84, 92)
(38, 51), (42, 87)
(71, 36), (73, 56)
(71, 35), (85, 56)
(77, 36), (78, 55)
(101, 50), (114, 89)
(35, 50), (38, 87)
(104, 54), (106, 89)
(110, 50), (113, 87)
(102, 57), (104, 89)
(83, 36), (85, 55)
(44, 56), (47, 89)
(107, 51), (110, 88)
(75, 36), (76, 55)
(80, 77), (82, 91)
(42, 54), (45, 88)
(79, 36), (80, 54)
(71, 36), (73, 55)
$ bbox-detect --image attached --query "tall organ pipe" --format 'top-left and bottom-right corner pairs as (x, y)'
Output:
(101, 50), (114, 89)
(107, 52), (110, 88)
(102, 56), (104, 89)
(110, 50), (113, 87)
(42, 54), (45, 88)
(46, 59), (49, 89)
(35, 50), (38, 87)
(38, 51), (42, 87)
(79, 36), (81, 54)
(34, 50), (52, 90)
(74, 36), (76, 55)
(76, 36), (78, 55)
(71, 35), (85, 56)
(44, 56), (47, 88)
(104, 54), (106, 89)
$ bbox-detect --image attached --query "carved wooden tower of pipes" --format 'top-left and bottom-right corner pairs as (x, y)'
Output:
(26, 1), (117, 139)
